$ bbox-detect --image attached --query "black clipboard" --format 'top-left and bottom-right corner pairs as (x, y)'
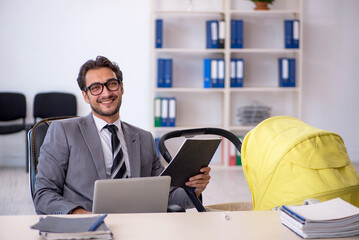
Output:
(160, 138), (221, 189)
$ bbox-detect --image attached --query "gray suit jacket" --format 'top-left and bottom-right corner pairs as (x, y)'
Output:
(34, 114), (193, 214)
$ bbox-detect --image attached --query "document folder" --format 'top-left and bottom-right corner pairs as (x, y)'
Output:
(160, 138), (221, 189)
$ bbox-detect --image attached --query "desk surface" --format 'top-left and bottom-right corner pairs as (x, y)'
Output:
(0, 211), (358, 240)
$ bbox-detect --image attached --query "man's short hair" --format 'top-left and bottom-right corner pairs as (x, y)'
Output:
(77, 56), (123, 91)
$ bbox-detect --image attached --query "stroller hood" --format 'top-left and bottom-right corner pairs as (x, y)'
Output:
(241, 116), (359, 210)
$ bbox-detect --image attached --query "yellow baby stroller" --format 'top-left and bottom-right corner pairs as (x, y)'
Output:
(242, 116), (359, 210)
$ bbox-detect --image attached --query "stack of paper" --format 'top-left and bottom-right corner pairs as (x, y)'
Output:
(278, 198), (359, 238)
(30, 215), (113, 240)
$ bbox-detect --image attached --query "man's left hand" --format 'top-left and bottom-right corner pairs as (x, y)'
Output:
(185, 167), (211, 197)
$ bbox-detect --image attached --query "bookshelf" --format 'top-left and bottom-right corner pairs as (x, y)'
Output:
(150, 0), (303, 167)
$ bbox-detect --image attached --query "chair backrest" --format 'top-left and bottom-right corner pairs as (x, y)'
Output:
(28, 116), (77, 199)
(0, 92), (26, 121)
(0, 92), (27, 134)
(33, 92), (77, 124)
(158, 128), (242, 163)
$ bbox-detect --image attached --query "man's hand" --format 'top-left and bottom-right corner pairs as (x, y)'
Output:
(185, 166), (211, 197)
(71, 207), (91, 214)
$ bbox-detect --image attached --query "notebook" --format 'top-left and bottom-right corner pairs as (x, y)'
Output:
(92, 176), (171, 214)
(160, 138), (221, 189)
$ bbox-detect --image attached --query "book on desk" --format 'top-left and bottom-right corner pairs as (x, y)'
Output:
(278, 197), (359, 239)
(30, 214), (112, 240)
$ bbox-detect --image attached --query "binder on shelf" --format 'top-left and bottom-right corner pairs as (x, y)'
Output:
(155, 19), (163, 48)
(154, 97), (162, 127)
(284, 19), (300, 49)
(279, 58), (289, 87)
(230, 58), (244, 87)
(231, 19), (243, 49)
(228, 140), (236, 166)
(217, 58), (225, 88)
(157, 59), (165, 87)
(284, 20), (293, 49)
(235, 58), (244, 87)
(206, 20), (219, 49)
(161, 98), (169, 127)
(203, 58), (211, 88)
(230, 59), (236, 88)
(157, 58), (172, 88)
(231, 20), (236, 48)
(164, 59), (173, 88)
(203, 58), (225, 88)
(210, 59), (218, 88)
(288, 58), (296, 87)
(218, 20), (225, 49)
(292, 19), (300, 49)
(279, 58), (295, 87)
(168, 97), (176, 127)
(228, 136), (242, 166)
(236, 148), (242, 166)
(236, 136), (243, 166)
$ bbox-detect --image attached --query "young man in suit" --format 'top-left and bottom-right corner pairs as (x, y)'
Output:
(34, 56), (211, 214)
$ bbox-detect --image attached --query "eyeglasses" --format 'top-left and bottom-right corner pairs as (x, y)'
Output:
(85, 78), (121, 96)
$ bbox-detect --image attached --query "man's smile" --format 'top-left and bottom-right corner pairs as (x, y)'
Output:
(98, 96), (117, 105)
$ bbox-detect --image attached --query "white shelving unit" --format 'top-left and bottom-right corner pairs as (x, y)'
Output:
(150, 0), (303, 167)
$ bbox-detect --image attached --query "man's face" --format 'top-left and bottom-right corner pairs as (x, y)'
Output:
(82, 67), (124, 123)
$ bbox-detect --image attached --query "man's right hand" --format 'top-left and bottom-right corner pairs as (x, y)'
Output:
(71, 207), (91, 214)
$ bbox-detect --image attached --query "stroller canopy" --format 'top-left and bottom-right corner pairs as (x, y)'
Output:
(241, 116), (359, 210)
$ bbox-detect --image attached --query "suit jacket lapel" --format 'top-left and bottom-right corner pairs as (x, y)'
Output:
(78, 114), (108, 179)
(122, 122), (140, 177)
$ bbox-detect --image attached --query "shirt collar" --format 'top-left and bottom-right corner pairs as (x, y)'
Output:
(92, 114), (122, 133)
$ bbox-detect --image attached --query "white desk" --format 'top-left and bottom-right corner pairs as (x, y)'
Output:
(0, 211), (358, 240)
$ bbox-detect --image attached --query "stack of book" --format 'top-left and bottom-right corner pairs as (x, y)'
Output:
(278, 198), (359, 239)
(31, 215), (113, 240)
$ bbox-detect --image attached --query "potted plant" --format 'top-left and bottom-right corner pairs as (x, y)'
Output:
(250, 0), (275, 10)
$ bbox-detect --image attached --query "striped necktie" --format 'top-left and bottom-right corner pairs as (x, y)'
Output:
(104, 124), (127, 178)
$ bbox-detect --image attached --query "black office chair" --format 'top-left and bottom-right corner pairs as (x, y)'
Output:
(33, 92), (77, 125)
(158, 128), (242, 212)
(28, 116), (77, 200)
(0, 92), (29, 171)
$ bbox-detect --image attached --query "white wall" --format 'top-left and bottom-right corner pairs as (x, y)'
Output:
(302, 0), (359, 162)
(0, 0), (151, 165)
(0, 0), (358, 166)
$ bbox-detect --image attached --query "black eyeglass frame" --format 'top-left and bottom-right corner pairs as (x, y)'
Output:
(84, 78), (122, 96)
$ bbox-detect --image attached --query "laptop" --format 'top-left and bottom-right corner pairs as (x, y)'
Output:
(92, 176), (171, 214)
